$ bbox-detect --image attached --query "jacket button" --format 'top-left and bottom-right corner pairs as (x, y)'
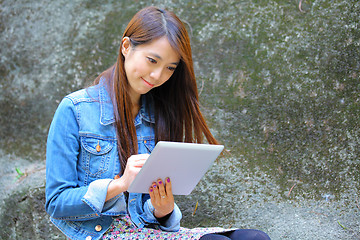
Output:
(96, 143), (101, 152)
(86, 236), (92, 240)
(95, 224), (102, 232)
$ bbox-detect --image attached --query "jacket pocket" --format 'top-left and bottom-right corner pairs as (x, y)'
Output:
(80, 135), (115, 180)
(138, 137), (155, 154)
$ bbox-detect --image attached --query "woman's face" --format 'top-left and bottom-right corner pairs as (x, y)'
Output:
(122, 36), (180, 103)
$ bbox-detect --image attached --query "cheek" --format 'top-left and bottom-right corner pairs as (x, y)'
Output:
(124, 57), (145, 77)
(135, 60), (151, 77)
(124, 60), (133, 78)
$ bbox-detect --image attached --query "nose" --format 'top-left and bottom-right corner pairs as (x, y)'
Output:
(149, 68), (163, 81)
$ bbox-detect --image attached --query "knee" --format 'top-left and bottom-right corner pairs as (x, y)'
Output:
(229, 229), (271, 240)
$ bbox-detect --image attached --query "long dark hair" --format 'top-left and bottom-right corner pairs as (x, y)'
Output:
(95, 6), (219, 174)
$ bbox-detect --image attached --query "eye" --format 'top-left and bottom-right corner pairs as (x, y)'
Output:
(167, 66), (176, 71)
(147, 57), (157, 64)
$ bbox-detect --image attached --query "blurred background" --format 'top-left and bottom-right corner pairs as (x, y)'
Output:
(0, 0), (359, 239)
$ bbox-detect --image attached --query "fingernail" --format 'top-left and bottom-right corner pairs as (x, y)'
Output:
(167, 178), (170, 183)
(153, 184), (157, 188)
(158, 180), (162, 185)
(150, 188), (153, 192)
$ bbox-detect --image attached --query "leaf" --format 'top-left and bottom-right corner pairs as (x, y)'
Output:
(192, 201), (199, 216)
(15, 167), (24, 176)
(337, 221), (347, 230)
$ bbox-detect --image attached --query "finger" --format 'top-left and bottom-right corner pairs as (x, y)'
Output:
(129, 154), (149, 161)
(165, 177), (172, 194)
(127, 158), (146, 168)
(138, 153), (150, 159)
(149, 185), (155, 199)
(152, 182), (160, 198)
(133, 160), (146, 168)
(157, 179), (166, 198)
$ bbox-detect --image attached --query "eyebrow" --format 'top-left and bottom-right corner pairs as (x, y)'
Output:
(149, 52), (179, 66)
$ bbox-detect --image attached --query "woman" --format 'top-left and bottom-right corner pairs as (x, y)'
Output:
(45, 6), (271, 240)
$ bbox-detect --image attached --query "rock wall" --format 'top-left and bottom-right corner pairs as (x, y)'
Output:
(0, 0), (359, 239)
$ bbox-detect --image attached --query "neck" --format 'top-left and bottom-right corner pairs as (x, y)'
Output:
(128, 88), (141, 118)
(131, 95), (141, 119)
(128, 87), (141, 107)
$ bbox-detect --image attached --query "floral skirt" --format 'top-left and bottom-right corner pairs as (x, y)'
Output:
(102, 215), (229, 240)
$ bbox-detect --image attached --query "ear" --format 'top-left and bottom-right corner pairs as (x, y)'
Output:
(121, 37), (131, 57)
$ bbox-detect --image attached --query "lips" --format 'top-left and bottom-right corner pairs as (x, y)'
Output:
(142, 77), (154, 88)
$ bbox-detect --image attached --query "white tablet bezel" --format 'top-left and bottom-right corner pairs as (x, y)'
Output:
(127, 141), (224, 195)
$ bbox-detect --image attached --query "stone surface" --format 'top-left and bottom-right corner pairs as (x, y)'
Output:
(0, 151), (63, 239)
(0, 0), (359, 239)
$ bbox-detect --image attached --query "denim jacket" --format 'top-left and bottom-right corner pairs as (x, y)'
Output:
(45, 78), (182, 240)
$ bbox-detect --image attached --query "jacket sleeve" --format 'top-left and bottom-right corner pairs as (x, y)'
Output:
(45, 97), (126, 221)
(143, 199), (182, 232)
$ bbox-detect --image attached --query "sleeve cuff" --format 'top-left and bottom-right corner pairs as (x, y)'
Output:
(82, 179), (127, 216)
(144, 199), (182, 232)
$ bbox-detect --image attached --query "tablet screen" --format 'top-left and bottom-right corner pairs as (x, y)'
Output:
(127, 141), (224, 195)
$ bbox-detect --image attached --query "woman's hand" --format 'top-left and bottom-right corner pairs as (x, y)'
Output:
(121, 154), (149, 189)
(106, 154), (149, 201)
(149, 178), (174, 218)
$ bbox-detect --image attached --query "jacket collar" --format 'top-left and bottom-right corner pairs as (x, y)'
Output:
(98, 77), (155, 126)
(135, 95), (155, 126)
(99, 78), (115, 125)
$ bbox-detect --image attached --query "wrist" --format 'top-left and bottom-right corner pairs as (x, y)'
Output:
(153, 209), (165, 218)
(154, 209), (171, 218)
(155, 210), (173, 225)
(106, 177), (127, 201)
(115, 177), (128, 193)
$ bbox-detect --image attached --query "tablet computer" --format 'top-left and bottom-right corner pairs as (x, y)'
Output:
(127, 141), (224, 195)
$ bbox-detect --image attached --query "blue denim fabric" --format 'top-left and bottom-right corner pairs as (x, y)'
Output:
(45, 78), (182, 240)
